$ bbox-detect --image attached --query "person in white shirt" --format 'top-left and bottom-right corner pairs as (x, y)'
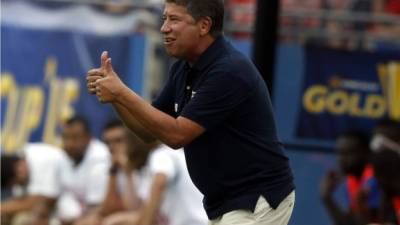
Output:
(135, 144), (208, 225)
(104, 145), (208, 225)
(74, 119), (149, 225)
(56, 116), (111, 223)
(0, 143), (67, 224)
(76, 119), (207, 225)
(1, 116), (111, 225)
(103, 122), (208, 225)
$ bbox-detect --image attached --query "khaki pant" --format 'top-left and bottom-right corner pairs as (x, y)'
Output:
(209, 191), (295, 225)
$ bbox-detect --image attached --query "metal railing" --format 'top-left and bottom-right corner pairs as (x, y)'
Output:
(281, 9), (400, 25)
(225, 4), (400, 49)
(2, 0), (163, 8)
(279, 9), (400, 47)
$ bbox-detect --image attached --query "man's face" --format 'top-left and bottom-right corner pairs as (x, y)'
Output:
(62, 123), (91, 161)
(336, 137), (367, 175)
(102, 126), (128, 157)
(161, 3), (202, 60)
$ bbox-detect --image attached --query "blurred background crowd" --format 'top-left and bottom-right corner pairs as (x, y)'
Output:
(1, 0), (400, 225)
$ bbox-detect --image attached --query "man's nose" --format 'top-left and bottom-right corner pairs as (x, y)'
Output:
(160, 21), (171, 33)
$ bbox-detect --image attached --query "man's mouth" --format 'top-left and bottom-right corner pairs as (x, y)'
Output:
(164, 37), (176, 45)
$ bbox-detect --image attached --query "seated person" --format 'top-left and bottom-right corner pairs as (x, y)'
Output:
(1, 154), (25, 202)
(76, 119), (207, 225)
(370, 119), (400, 224)
(74, 119), (148, 225)
(57, 115), (110, 224)
(1, 115), (111, 225)
(0, 143), (66, 225)
(320, 131), (380, 225)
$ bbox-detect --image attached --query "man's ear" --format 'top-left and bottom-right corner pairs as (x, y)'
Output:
(199, 16), (212, 36)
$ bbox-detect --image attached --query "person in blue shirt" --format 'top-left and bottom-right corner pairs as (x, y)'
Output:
(86, 0), (295, 224)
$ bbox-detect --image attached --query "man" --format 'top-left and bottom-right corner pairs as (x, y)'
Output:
(100, 119), (143, 218)
(320, 131), (380, 225)
(73, 119), (143, 225)
(1, 117), (110, 224)
(126, 142), (207, 225)
(77, 120), (207, 225)
(0, 144), (65, 214)
(86, 0), (295, 224)
(0, 143), (66, 225)
(1, 154), (24, 202)
(57, 116), (110, 223)
(370, 120), (400, 224)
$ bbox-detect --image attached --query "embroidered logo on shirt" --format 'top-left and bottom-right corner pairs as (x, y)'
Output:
(174, 103), (178, 112)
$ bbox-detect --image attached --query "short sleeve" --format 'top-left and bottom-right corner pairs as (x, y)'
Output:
(82, 141), (111, 204)
(85, 162), (110, 204)
(148, 147), (177, 182)
(25, 145), (64, 198)
(27, 160), (62, 197)
(181, 70), (252, 130)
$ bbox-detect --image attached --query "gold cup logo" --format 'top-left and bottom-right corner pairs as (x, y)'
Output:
(378, 61), (400, 121)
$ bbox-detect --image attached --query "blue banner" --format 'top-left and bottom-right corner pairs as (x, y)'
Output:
(296, 47), (400, 140)
(1, 25), (147, 153)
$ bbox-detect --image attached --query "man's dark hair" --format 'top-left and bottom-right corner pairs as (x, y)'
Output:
(103, 119), (124, 132)
(374, 119), (400, 142)
(65, 115), (91, 133)
(1, 154), (20, 188)
(166, 0), (224, 38)
(338, 130), (371, 153)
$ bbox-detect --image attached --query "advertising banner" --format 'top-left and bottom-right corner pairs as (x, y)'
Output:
(1, 25), (146, 153)
(296, 47), (400, 140)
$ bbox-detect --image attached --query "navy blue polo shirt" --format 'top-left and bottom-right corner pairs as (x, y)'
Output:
(152, 36), (294, 219)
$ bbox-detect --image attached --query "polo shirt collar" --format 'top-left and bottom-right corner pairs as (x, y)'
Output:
(188, 36), (226, 71)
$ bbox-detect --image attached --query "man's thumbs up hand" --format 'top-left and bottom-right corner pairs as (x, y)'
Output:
(86, 51), (127, 103)
(86, 51), (108, 95)
(100, 51), (108, 70)
(101, 51), (115, 75)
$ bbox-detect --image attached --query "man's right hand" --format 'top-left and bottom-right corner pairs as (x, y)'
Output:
(87, 51), (129, 103)
(112, 150), (131, 173)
